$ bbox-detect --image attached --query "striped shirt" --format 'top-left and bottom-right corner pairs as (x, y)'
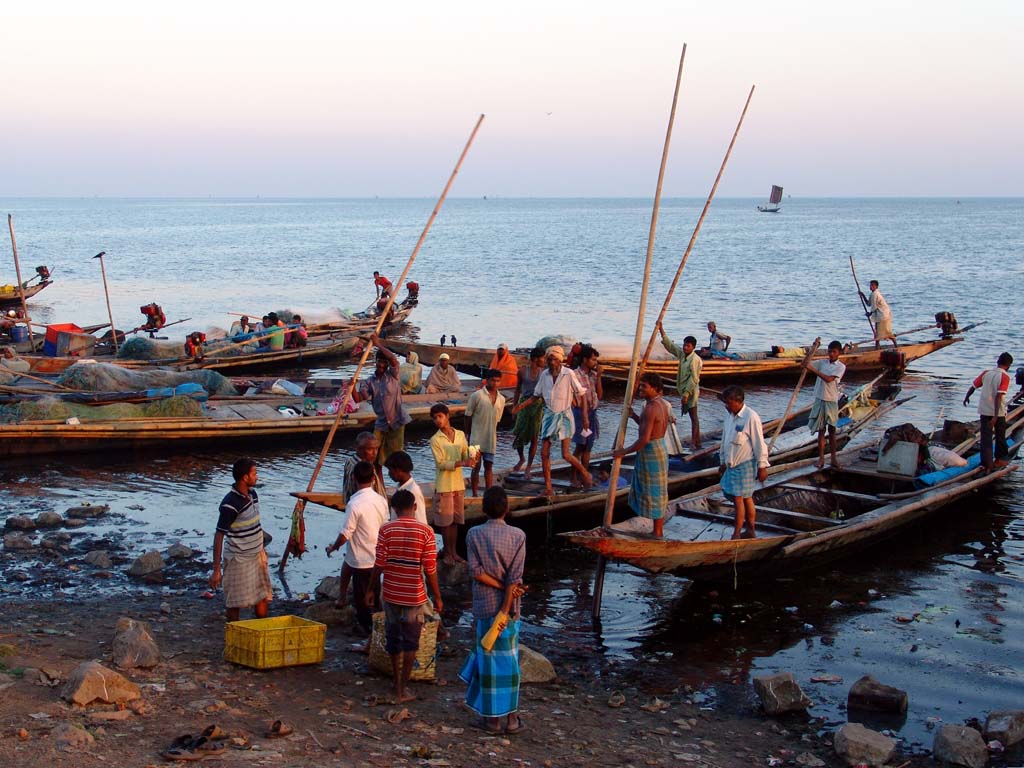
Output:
(466, 519), (526, 620)
(974, 368), (1011, 417)
(373, 517), (437, 606)
(216, 487), (263, 560)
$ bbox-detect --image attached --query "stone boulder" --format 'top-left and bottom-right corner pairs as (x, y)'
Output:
(40, 532), (72, 551)
(934, 724), (988, 768)
(4, 515), (36, 531)
(51, 722), (95, 752)
(753, 672), (812, 715)
(3, 533), (34, 551)
(519, 644), (557, 684)
(848, 674), (908, 713)
(34, 511), (64, 528)
(304, 601), (355, 626)
(984, 710), (1024, 747)
(128, 550), (164, 577)
(315, 576), (341, 601)
(62, 661), (140, 705)
(65, 504), (109, 519)
(166, 542), (195, 559)
(437, 559), (470, 586)
(833, 722), (896, 767)
(84, 550), (113, 569)
(112, 618), (161, 670)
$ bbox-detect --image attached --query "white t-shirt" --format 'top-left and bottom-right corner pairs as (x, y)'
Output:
(869, 290), (891, 322)
(533, 366), (585, 414)
(811, 359), (846, 403)
(397, 477), (428, 527)
(974, 368), (1011, 417)
(342, 487), (389, 568)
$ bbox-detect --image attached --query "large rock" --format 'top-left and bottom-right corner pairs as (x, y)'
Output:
(753, 672), (812, 715)
(51, 722), (95, 752)
(833, 722), (896, 767)
(65, 504), (109, 519)
(40, 532), (71, 551)
(166, 542), (195, 559)
(315, 576), (341, 601)
(84, 550), (113, 569)
(848, 675), (908, 713)
(3, 533), (34, 551)
(437, 559), (470, 586)
(128, 550), (164, 577)
(62, 661), (140, 705)
(934, 724), (988, 768)
(304, 601), (355, 626)
(519, 644), (557, 684)
(4, 515), (36, 531)
(112, 618), (161, 670)
(985, 710), (1024, 747)
(34, 511), (64, 528)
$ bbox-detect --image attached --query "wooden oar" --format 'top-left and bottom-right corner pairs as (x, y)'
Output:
(93, 252), (119, 353)
(849, 255), (876, 340)
(7, 215), (36, 349)
(593, 45), (687, 620)
(768, 338), (821, 453)
(279, 114), (486, 573)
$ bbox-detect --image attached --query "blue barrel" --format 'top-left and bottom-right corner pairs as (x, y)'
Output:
(10, 325), (28, 343)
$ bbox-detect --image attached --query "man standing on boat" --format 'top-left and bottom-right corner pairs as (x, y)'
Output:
(352, 334), (411, 465)
(703, 321), (731, 356)
(719, 386), (770, 540)
(964, 352), (1013, 472)
(658, 322), (702, 449)
(571, 344), (603, 487)
(804, 340), (847, 470)
(511, 347), (546, 478)
(614, 372), (671, 538)
(373, 271), (392, 299)
(466, 369), (507, 496)
(488, 343), (520, 389)
(861, 280), (897, 349)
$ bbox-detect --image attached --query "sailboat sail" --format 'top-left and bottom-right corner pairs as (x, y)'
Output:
(769, 185), (783, 204)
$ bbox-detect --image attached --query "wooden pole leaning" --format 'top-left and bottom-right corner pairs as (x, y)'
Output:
(7, 215), (36, 349)
(849, 255), (877, 341)
(279, 113), (486, 573)
(593, 46), (687, 620)
(638, 84), (756, 372)
(93, 252), (119, 353)
(768, 338), (821, 453)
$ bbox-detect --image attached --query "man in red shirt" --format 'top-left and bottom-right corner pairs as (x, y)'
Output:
(366, 489), (443, 704)
(373, 271), (392, 299)
(964, 352), (1013, 471)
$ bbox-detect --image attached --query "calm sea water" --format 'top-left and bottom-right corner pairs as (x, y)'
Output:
(2, 196), (1022, 747)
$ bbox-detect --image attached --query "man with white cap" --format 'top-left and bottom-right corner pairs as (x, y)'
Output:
(425, 352), (463, 394)
(511, 346), (592, 496)
(488, 343), (519, 389)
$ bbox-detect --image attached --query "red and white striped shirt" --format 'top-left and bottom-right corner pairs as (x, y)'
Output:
(973, 368), (1010, 417)
(373, 517), (437, 606)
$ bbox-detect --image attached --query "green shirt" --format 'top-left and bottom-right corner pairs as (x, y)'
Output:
(661, 334), (702, 406)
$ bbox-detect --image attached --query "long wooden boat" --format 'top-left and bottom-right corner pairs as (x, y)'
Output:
(0, 280), (52, 308)
(385, 327), (968, 384)
(560, 400), (1024, 582)
(295, 379), (904, 531)
(0, 386), (484, 458)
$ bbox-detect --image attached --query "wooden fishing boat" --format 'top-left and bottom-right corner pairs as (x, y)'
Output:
(0, 275), (52, 308)
(757, 184), (783, 213)
(560, 400), (1024, 582)
(0, 386), (482, 458)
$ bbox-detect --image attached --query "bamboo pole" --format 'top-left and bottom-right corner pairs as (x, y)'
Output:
(7, 215), (36, 349)
(592, 46), (687, 620)
(849, 255), (876, 340)
(92, 252), (119, 352)
(846, 322), (940, 348)
(638, 84), (756, 371)
(768, 338), (821, 452)
(280, 113), (486, 572)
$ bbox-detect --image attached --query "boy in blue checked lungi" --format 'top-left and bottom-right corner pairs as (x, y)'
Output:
(459, 486), (527, 735)
(614, 372), (672, 538)
(804, 341), (847, 470)
(718, 386), (770, 540)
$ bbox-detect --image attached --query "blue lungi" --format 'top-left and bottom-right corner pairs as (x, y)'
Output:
(459, 617), (521, 718)
(722, 458), (756, 500)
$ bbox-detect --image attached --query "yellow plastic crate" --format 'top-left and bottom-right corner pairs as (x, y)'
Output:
(224, 615), (326, 669)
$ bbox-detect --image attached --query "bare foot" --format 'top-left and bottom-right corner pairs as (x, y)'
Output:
(581, 471), (593, 488)
(512, 460), (525, 472)
(814, 460), (825, 469)
(730, 532), (743, 540)
(541, 487), (554, 498)
(523, 466), (533, 481)
(392, 693), (416, 705)
(831, 461), (842, 470)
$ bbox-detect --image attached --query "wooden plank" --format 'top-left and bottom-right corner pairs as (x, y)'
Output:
(776, 484), (882, 503)
(754, 505), (842, 527)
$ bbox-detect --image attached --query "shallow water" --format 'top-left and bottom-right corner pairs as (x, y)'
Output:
(1, 196), (1022, 747)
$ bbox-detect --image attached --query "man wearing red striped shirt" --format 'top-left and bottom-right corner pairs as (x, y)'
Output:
(964, 352), (1014, 472)
(367, 489), (443, 704)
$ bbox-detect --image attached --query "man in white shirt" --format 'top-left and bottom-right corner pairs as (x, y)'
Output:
(511, 345), (592, 496)
(963, 352), (1013, 471)
(325, 461), (389, 637)
(805, 341), (847, 469)
(466, 369), (507, 496)
(862, 280), (896, 349)
(718, 385), (769, 539)
(384, 450), (429, 526)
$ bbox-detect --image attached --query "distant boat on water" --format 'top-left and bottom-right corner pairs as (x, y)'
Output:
(757, 184), (783, 213)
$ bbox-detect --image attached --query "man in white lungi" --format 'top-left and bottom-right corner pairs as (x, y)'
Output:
(863, 280), (897, 349)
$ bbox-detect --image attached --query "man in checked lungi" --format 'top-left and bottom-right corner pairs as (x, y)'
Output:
(460, 486), (527, 735)
(209, 458), (272, 622)
(614, 372), (672, 537)
(804, 341), (847, 470)
(718, 386), (770, 540)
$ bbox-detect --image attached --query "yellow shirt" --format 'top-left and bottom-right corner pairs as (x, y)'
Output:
(430, 428), (469, 493)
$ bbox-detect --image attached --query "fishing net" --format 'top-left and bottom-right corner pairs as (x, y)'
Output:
(0, 395), (203, 424)
(116, 337), (182, 361)
(56, 362), (238, 396)
(535, 334), (576, 351)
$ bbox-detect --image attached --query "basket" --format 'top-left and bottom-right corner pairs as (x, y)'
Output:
(224, 615), (326, 669)
(368, 610), (440, 682)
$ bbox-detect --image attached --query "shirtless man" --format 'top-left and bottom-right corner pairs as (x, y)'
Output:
(613, 373), (670, 538)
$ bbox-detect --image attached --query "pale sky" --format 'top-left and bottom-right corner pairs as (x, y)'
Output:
(2, 1), (1021, 196)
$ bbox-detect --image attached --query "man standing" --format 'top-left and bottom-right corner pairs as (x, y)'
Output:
(326, 461), (390, 638)
(862, 279), (896, 349)
(488, 343), (519, 389)
(342, 432), (388, 502)
(512, 346), (592, 496)
(571, 344), (603, 487)
(718, 385), (770, 540)
(352, 334), (411, 465)
(804, 341), (847, 469)
(467, 368), (507, 496)
(964, 352), (1013, 472)
(429, 403), (477, 564)
(373, 271), (392, 299)
(511, 347), (546, 477)
(705, 321), (731, 355)
(658, 322), (702, 449)
(424, 353), (462, 394)
(366, 489), (443, 705)
(384, 450), (428, 526)
(613, 373), (671, 538)
(459, 486), (527, 736)
(209, 458), (272, 622)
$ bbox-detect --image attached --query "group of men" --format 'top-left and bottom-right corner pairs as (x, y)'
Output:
(227, 313), (308, 350)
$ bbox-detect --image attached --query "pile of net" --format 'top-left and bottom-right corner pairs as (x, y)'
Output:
(56, 362), (238, 396)
(116, 337), (184, 361)
(535, 334), (576, 352)
(0, 395), (203, 424)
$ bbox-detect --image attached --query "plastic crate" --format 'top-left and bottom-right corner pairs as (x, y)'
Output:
(224, 615), (326, 669)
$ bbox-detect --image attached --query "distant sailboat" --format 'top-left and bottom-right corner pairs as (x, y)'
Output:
(757, 185), (783, 213)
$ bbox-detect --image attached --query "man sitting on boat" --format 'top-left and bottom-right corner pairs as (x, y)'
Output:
(228, 315), (252, 338)
(700, 321), (733, 358)
(424, 353), (462, 394)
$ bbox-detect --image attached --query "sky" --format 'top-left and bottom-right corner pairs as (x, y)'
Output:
(1, 1), (1021, 197)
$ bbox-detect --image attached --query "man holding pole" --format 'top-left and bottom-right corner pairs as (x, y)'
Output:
(352, 334), (411, 465)
(658, 322), (702, 449)
(804, 341), (847, 469)
(963, 352), (1013, 472)
(861, 280), (897, 349)
(613, 373), (671, 538)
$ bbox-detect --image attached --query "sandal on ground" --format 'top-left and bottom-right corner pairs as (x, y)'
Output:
(505, 718), (527, 735)
(471, 718), (504, 735)
(265, 720), (294, 739)
(161, 747), (205, 762)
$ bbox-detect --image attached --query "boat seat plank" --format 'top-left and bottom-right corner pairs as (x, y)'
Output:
(753, 505), (842, 527)
(675, 506), (801, 534)
(836, 464), (918, 482)
(777, 484), (881, 503)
